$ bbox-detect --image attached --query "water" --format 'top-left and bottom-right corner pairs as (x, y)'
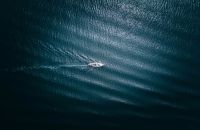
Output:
(1, 0), (200, 129)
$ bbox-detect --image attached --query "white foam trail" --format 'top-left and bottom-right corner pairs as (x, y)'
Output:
(49, 64), (88, 69)
(1, 64), (88, 72)
(2, 61), (104, 72)
(26, 64), (88, 70)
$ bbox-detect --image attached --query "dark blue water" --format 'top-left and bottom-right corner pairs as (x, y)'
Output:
(1, 0), (200, 129)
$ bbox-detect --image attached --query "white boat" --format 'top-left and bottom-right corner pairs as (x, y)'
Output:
(88, 62), (104, 68)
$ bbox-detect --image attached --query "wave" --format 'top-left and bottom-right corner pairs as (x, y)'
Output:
(1, 0), (200, 129)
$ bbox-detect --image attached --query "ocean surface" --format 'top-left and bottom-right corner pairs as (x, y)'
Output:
(1, 0), (200, 129)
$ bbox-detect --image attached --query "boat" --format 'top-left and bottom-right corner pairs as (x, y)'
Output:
(88, 62), (104, 68)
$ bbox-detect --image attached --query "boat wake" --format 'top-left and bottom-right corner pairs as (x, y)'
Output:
(1, 62), (105, 72)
